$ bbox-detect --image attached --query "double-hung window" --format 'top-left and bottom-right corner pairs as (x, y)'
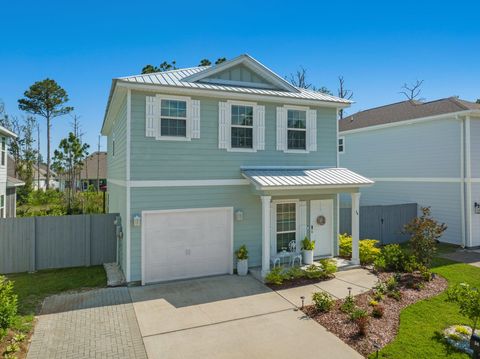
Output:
(287, 109), (307, 150)
(276, 203), (296, 252)
(1, 137), (5, 166)
(160, 99), (187, 137)
(231, 105), (254, 149)
(338, 136), (345, 153)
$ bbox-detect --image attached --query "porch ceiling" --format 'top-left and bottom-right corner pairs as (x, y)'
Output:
(241, 167), (374, 191)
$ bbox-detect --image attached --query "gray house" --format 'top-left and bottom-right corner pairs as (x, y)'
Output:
(339, 97), (480, 247)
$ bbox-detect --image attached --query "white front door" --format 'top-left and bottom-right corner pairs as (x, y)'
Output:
(310, 199), (333, 257)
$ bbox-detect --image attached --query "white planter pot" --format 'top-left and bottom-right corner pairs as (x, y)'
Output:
(303, 250), (314, 265)
(237, 259), (248, 276)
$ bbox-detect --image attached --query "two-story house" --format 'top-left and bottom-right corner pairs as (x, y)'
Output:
(339, 97), (480, 247)
(0, 125), (23, 218)
(101, 55), (373, 284)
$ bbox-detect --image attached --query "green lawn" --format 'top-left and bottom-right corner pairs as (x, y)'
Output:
(6, 266), (107, 316)
(374, 257), (476, 359)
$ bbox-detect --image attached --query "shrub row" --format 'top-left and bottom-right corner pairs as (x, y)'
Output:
(265, 259), (337, 285)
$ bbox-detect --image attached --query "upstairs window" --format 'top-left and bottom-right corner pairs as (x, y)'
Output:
(287, 109), (307, 150)
(231, 105), (253, 149)
(338, 137), (345, 153)
(1, 137), (5, 166)
(160, 100), (187, 137)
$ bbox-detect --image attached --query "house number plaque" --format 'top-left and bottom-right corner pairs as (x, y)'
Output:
(316, 215), (326, 225)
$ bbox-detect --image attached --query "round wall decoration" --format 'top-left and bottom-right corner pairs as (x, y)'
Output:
(316, 215), (326, 225)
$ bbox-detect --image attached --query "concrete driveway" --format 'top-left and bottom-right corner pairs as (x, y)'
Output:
(129, 275), (363, 359)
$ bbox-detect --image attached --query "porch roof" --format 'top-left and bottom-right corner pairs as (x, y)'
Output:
(7, 176), (25, 188)
(241, 167), (374, 190)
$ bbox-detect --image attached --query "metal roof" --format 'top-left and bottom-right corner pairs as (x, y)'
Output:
(0, 125), (16, 138)
(7, 176), (25, 188)
(242, 167), (374, 189)
(117, 67), (351, 104)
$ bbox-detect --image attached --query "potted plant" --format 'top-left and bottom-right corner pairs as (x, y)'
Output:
(301, 236), (315, 265)
(235, 245), (249, 276)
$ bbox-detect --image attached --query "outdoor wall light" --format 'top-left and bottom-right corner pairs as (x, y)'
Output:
(475, 202), (480, 214)
(235, 210), (244, 221)
(133, 214), (141, 227)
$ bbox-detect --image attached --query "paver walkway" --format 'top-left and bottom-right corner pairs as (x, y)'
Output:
(27, 287), (147, 359)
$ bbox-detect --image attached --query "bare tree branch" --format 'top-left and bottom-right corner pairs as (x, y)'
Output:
(289, 66), (312, 89)
(337, 76), (354, 119)
(400, 79), (424, 100)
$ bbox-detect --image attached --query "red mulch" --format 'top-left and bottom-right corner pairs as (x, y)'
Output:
(302, 272), (448, 357)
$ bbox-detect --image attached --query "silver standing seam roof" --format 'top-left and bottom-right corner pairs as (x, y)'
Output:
(242, 167), (374, 189)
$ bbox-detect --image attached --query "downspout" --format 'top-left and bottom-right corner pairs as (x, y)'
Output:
(460, 116), (466, 248)
(465, 115), (472, 247)
(336, 108), (340, 256)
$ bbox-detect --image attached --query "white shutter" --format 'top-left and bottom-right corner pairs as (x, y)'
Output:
(307, 109), (317, 152)
(298, 201), (307, 250)
(254, 105), (265, 151)
(270, 203), (276, 255)
(145, 96), (157, 137)
(190, 99), (201, 139)
(218, 102), (230, 149)
(276, 107), (287, 151)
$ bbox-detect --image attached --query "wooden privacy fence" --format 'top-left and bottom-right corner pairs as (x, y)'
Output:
(0, 213), (119, 274)
(340, 203), (418, 245)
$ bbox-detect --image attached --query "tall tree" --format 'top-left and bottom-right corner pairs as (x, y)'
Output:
(141, 60), (177, 74)
(476, 99), (480, 104)
(400, 79), (424, 100)
(215, 57), (227, 65)
(337, 76), (354, 119)
(52, 132), (89, 212)
(198, 59), (212, 66)
(289, 67), (332, 94)
(16, 116), (37, 200)
(18, 79), (73, 189)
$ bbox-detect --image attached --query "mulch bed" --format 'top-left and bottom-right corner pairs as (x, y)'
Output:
(302, 272), (448, 357)
(266, 275), (334, 290)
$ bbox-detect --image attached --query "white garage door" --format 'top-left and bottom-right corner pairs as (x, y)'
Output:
(142, 207), (233, 284)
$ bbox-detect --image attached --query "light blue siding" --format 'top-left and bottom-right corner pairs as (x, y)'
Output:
(203, 64), (274, 87)
(470, 119), (480, 178)
(130, 91), (337, 181)
(129, 186), (337, 281)
(341, 118), (461, 178)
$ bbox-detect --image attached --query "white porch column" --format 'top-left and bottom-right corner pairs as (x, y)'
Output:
(351, 192), (361, 265)
(261, 196), (271, 276)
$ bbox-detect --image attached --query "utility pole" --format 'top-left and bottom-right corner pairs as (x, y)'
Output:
(97, 135), (101, 192)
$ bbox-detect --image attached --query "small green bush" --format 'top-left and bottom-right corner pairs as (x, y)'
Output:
(312, 292), (334, 312)
(338, 234), (381, 265)
(284, 266), (305, 280)
(301, 236), (315, 250)
(0, 276), (18, 339)
(386, 276), (399, 291)
(455, 325), (470, 335)
(374, 244), (406, 272)
(369, 299), (378, 307)
(388, 289), (402, 301)
(304, 265), (324, 279)
(341, 294), (356, 314)
(265, 267), (285, 285)
(350, 307), (368, 321)
(319, 258), (337, 276)
(235, 245), (248, 260)
(373, 291), (384, 301)
(5, 342), (20, 354)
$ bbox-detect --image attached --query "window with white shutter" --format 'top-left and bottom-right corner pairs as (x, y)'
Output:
(145, 96), (157, 138)
(276, 107), (287, 151)
(277, 106), (317, 153)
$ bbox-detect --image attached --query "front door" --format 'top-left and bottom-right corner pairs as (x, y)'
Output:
(310, 199), (333, 257)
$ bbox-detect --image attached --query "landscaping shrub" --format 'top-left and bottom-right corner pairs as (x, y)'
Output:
(371, 304), (384, 318)
(235, 245), (248, 260)
(404, 206), (447, 268)
(447, 283), (480, 335)
(319, 258), (337, 276)
(312, 292), (334, 312)
(369, 299), (378, 307)
(455, 326), (470, 335)
(301, 236), (315, 250)
(0, 276), (18, 339)
(265, 267), (285, 285)
(284, 266), (305, 280)
(338, 234), (380, 265)
(304, 265), (324, 279)
(341, 294), (356, 314)
(374, 244), (406, 272)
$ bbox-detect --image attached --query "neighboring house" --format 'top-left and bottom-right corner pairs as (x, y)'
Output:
(0, 126), (24, 218)
(59, 151), (107, 191)
(9, 156), (59, 191)
(102, 54), (373, 284)
(339, 97), (480, 247)
(80, 151), (107, 190)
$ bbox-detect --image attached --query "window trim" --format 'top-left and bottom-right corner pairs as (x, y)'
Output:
(0, 136), (6, 167)
(156, 94), (192, 142)
(272, 199), (299, 254)
(283, 105), (310, 153)
(226, 100), (257, 153)
(0, 194), (4, 218)
(338, 136), (345, 154)
(112, 132), (115, 157)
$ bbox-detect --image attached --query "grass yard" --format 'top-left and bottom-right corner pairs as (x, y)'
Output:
(375, 257), (477, 359)
(1, 266), (106, 358)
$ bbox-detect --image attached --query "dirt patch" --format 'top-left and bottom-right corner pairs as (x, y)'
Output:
(302, 272), (448, 357)
(0, 319), (35, 359)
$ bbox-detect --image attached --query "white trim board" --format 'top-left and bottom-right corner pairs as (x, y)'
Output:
(372, 177), (462, 183)
(126, 89), (132, 282)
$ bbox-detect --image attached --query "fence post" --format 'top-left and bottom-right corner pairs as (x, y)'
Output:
(85, 215), (91, 267)
(29, 217), (37, 273)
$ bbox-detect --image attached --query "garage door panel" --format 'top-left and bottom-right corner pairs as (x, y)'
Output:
(143, 207), (233, 284)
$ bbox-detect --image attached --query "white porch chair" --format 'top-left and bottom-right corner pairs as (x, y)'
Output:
(288, 240), (302, 267)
